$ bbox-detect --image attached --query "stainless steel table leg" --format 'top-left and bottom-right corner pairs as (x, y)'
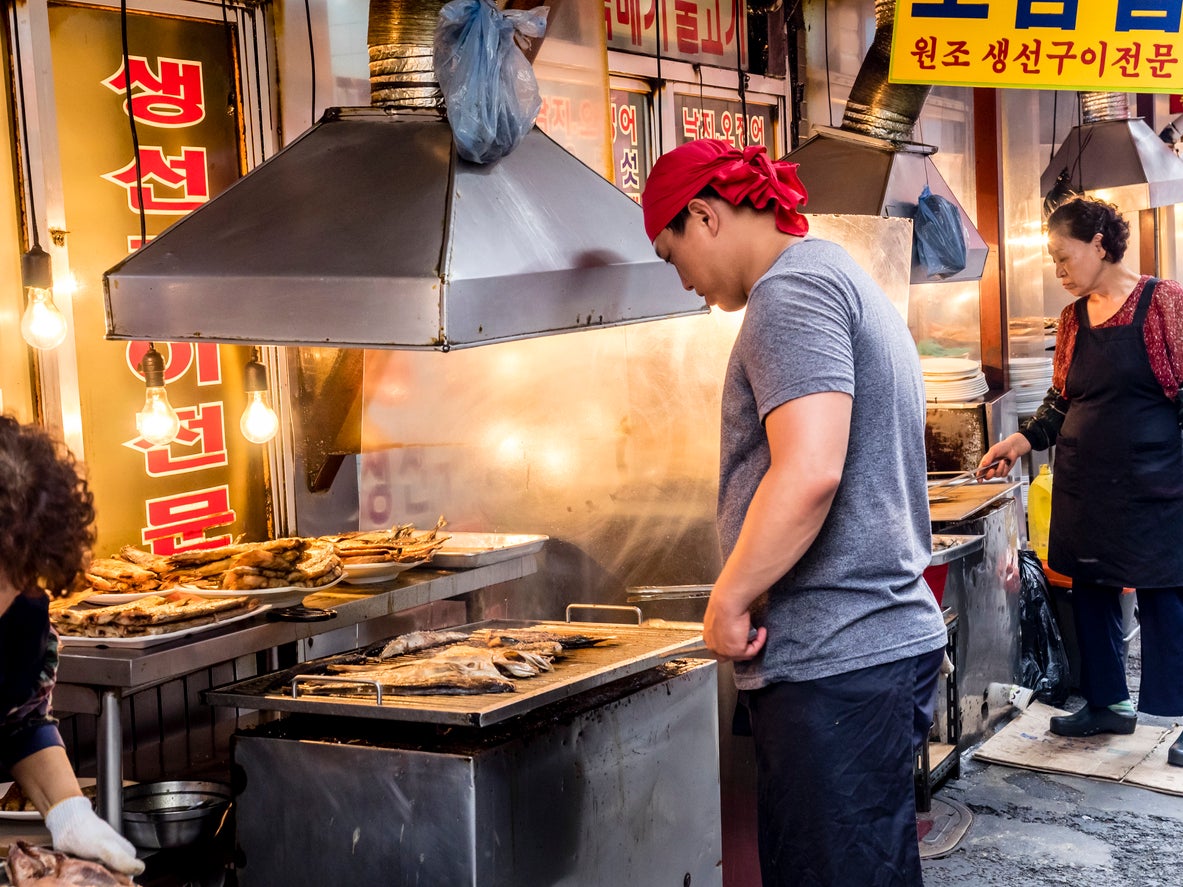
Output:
(96, 690), (123, 830)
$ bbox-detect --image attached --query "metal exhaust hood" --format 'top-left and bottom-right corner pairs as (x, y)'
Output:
(103, 0), (700, 350)
(785, 0), (987, 284)
(1041, 92), (1183, 213)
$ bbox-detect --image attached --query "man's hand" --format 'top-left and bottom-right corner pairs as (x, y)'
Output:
(703, 592), (767, 661)
(45, 796), (144, 876)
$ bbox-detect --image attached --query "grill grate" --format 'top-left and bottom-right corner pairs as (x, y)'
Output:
(205, 619), (703, 727)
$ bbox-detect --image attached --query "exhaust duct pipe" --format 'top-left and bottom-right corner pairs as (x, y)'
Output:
(367, 0), (443, 108)
(840, 0), (929, 141)
(785, 0), (987, 283)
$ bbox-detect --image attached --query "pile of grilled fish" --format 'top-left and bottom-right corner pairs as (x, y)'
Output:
(53, 590), (260, 639)
(295, 627), (617, 696)
(84, 537), (343, 593)
(320, 516), (450, 565)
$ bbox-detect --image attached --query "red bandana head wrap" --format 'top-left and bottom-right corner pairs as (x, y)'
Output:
(641, 139), (809, 243)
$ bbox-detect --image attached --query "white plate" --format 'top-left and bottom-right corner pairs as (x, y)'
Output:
(920, 357), (981, 376)
(431, 533), (549, 569)
(57, 605), (270, 649)
(926, 382), (989, 399)
(180, 573), (344, 601)
(341, 560), (426, 585)
(0, 778), (134, 821)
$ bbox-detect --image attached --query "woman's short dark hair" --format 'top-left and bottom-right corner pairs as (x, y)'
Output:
(0, 416), (95, 597)
(1047, 196), (1129, 263)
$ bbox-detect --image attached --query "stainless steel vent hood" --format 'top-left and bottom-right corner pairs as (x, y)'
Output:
(1040, 92), (1183, 213)
(103, 0), (700, 350)
(785, 0), (987, 285)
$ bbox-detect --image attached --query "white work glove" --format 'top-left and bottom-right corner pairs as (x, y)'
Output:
(45, 795), (145, 876)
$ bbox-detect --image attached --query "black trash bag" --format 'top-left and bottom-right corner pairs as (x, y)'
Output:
(433, 0), (549, 164)
(1018, 549), (1071, 706)
(913, 184), (968, 279)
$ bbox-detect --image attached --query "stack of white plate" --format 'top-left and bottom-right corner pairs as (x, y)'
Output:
(1009, 356), (1054, 417)
(921, 357), (989, 402)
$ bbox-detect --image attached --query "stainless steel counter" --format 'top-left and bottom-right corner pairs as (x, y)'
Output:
(932, 494), (1023, 747)
(51, 556), (539, 831)
(232, 659), (722, 887)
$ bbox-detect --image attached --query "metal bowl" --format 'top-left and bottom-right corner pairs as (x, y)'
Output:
(121, 780), (232, 850)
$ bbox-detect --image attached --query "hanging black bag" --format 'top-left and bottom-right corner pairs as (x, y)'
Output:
(1018, 549), (1071, 706)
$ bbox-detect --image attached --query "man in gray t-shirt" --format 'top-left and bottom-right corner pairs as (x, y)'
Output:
(643, 139), (945, 887)
(723, 237), (946, 690)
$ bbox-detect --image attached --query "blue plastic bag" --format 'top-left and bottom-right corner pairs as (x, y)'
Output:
(433, 0), (549, 164)
(914, 184), (968, 279)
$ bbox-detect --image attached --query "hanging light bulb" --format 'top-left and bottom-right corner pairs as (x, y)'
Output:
(136, 343), (180, 447)
(19, 245), (66, 350)
(240, 355), (279, 444)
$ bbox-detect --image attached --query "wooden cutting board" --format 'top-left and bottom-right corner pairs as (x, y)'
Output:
(929, 481), (1019, 524)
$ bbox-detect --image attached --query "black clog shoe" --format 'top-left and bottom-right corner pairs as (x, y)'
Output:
(1169, 733), (1183, 767)
(1049, 705), (1137, 737)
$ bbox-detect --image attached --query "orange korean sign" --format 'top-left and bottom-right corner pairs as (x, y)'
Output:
(890, 0), (1183, 92)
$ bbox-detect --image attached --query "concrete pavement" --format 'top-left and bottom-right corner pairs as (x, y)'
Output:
(923, 626), (1183, 886)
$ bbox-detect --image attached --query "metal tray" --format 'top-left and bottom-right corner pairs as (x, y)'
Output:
(930, 534), (985, 565)
(430, 533), (548, 569)
(204, 619), (701, 728)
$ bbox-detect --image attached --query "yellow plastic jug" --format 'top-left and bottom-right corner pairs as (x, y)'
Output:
(1028, 464), (1053, 562)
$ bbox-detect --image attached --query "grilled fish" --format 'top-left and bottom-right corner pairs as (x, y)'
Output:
(469, 627), (616, 649)
(305, 655), (514, 696)
(378, 629), (471, 659)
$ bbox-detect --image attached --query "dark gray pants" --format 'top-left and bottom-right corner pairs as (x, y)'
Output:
(1074, 581), (1183, 716)
(745, 648), (943, 887)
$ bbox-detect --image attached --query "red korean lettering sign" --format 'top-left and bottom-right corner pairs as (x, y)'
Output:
(605, 0), (747, 69)
(48, 4), (267, 555)
(673, 93), (773, 152)
(610, 90), (650, 202)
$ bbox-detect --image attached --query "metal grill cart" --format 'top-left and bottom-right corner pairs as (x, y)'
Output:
(206, 619), (723, 887)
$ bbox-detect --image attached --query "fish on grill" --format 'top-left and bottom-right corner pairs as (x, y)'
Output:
(377, 629), (471, 659)
(303, 653), (515, 696)
(468, 627), (617, 649)
(330, 644), (558, 680)
(6, 841), (137, 887)
(294, 625), (611, 699)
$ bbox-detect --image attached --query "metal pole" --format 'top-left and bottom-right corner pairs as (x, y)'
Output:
(96, 690), (123, 830)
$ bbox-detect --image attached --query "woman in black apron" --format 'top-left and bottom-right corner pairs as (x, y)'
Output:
(0, 416), (143, 874)
(979, 197), (1183, 767)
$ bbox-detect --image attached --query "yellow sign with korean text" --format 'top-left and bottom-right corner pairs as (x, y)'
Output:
(890, 0), (1183, 93)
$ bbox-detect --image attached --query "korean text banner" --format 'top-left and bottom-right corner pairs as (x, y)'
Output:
(890, 0), (1183, 93)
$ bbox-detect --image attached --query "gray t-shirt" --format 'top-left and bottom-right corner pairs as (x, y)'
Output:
(720, 237), (946, 689)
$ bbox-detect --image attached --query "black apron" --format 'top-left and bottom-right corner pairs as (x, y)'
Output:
(0, 594), (51, 716)
(1048, 277), (1183, 587)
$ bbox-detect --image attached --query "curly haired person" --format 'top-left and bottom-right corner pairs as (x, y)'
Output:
(0, 415), (142, 875)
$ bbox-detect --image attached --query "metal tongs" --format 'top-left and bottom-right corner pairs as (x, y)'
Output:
(928, 459), (1006, 496)
(927, 458), (1003, 494)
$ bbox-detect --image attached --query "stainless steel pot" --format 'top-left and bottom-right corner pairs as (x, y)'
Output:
(121, 780), (231, 850)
